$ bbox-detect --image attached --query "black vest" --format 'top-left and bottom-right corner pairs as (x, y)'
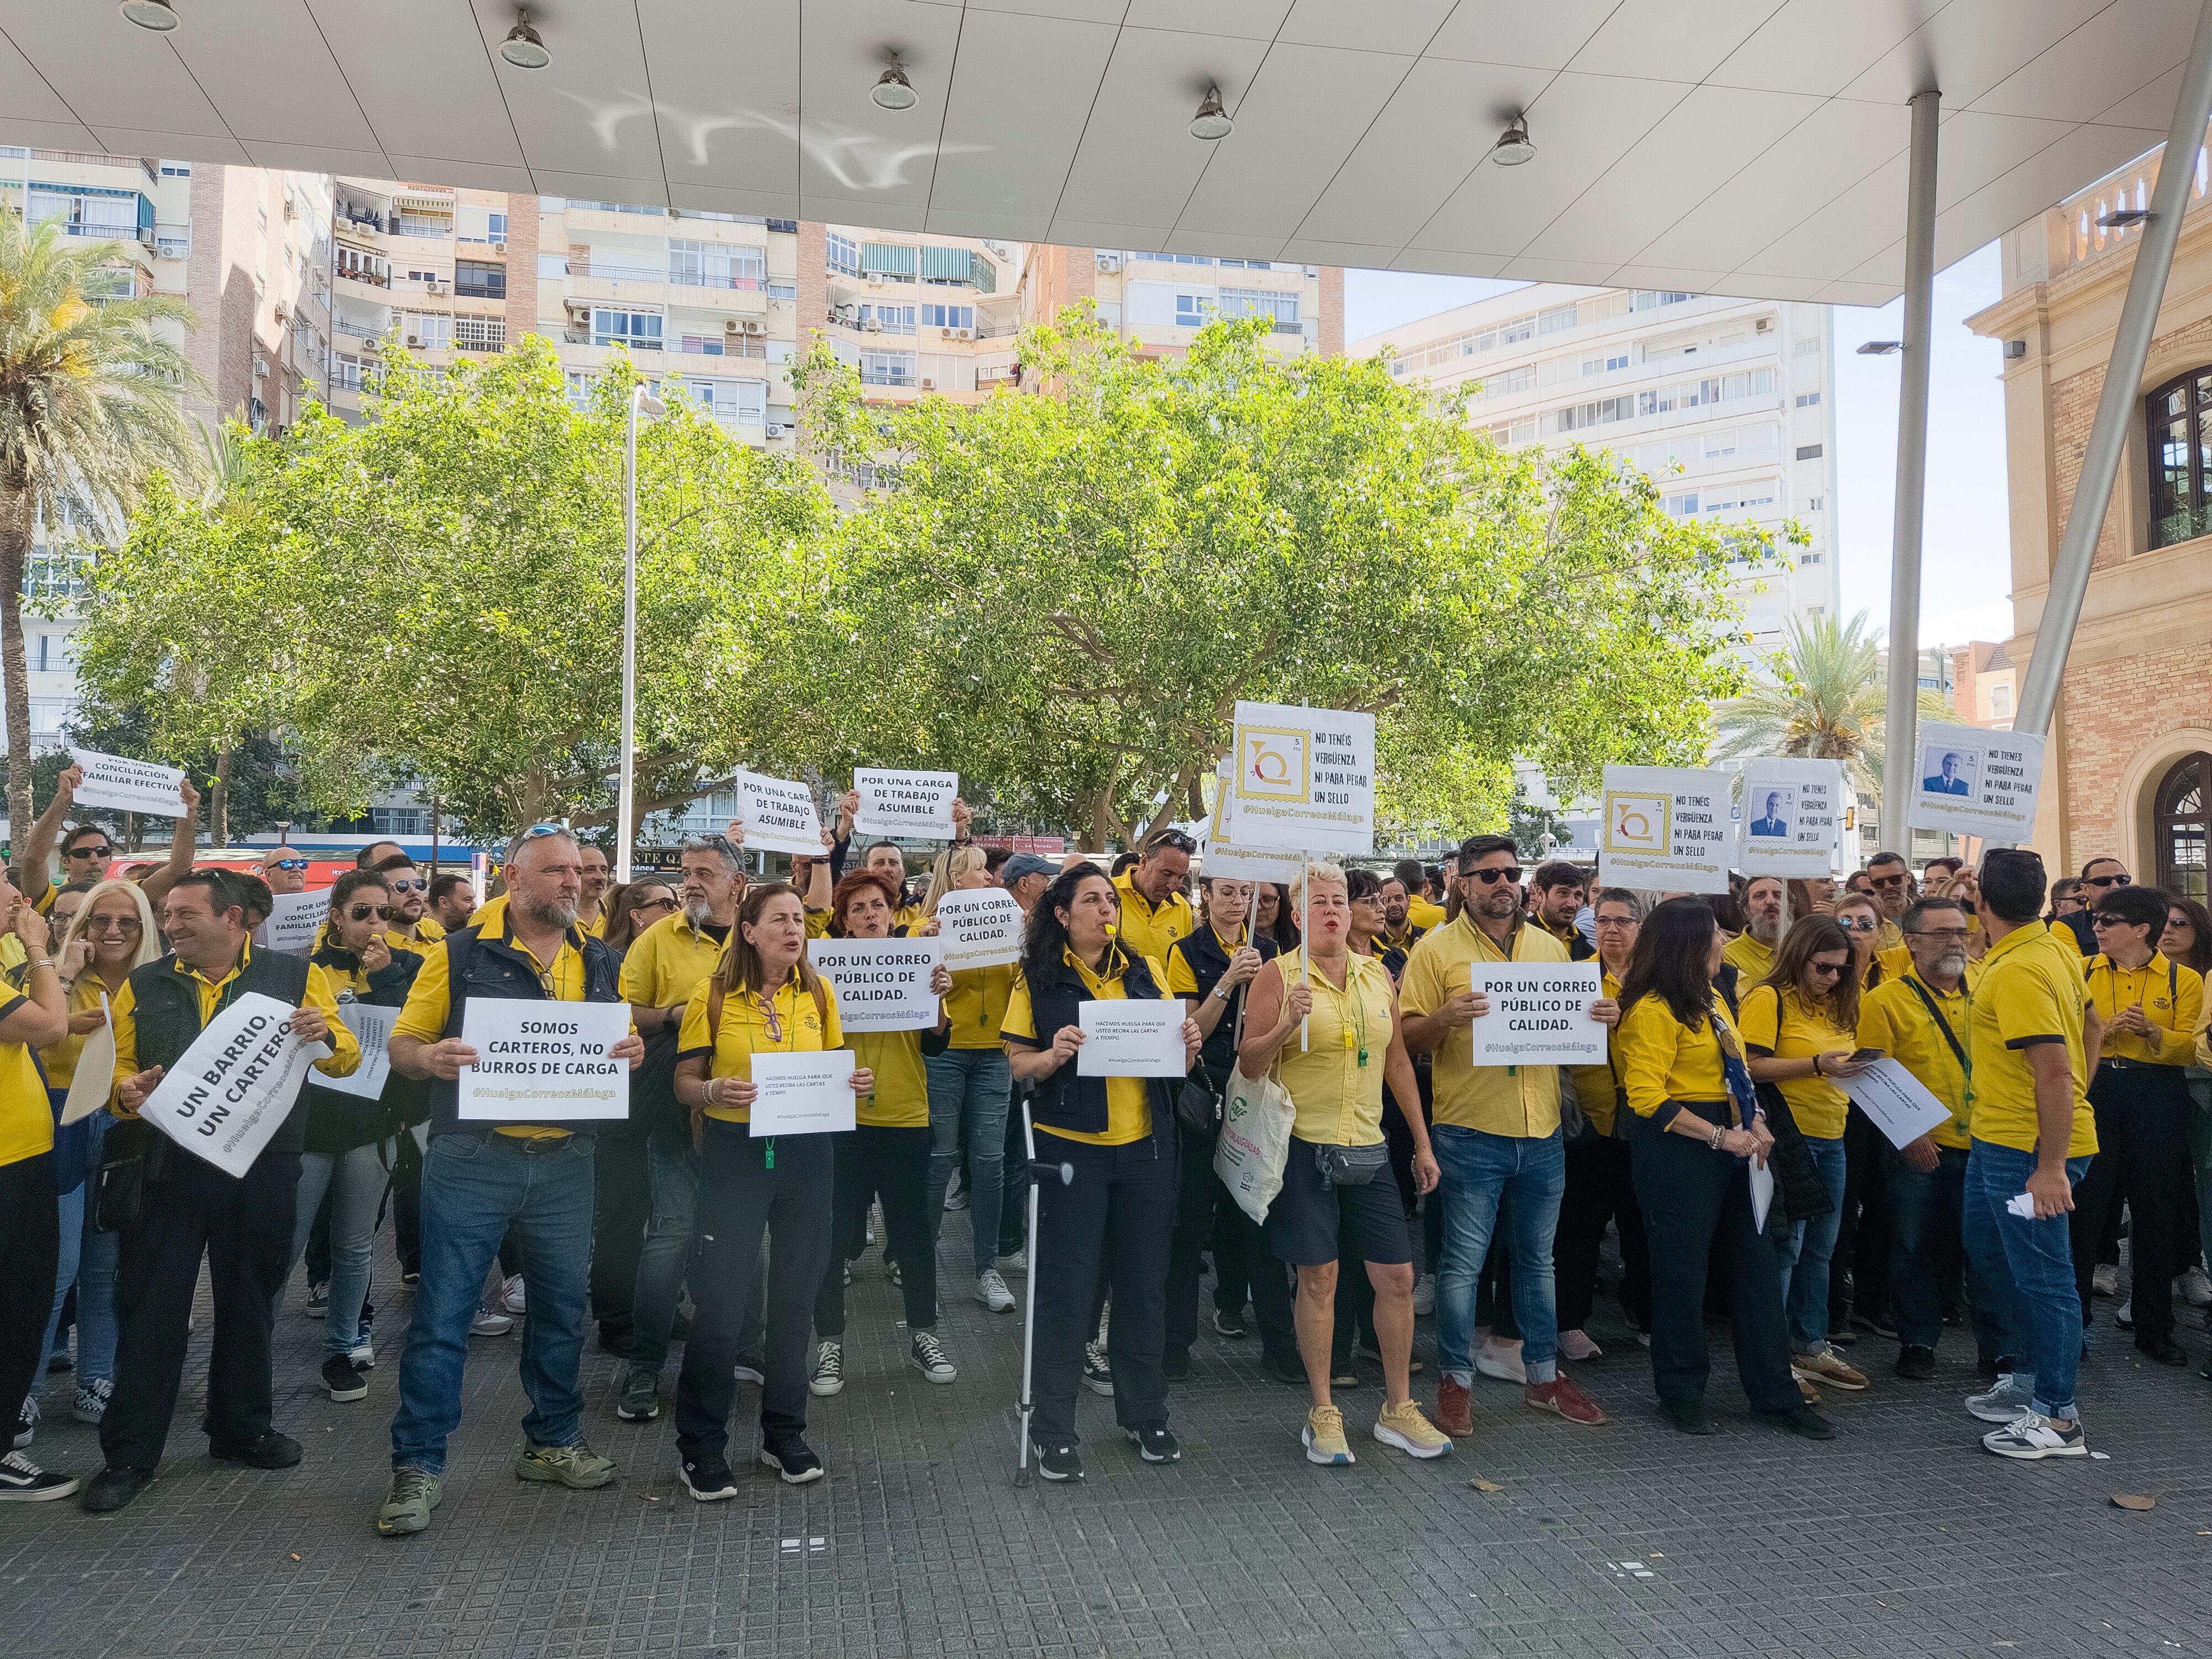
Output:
(126, 948), (315, 1159)
(426, 924), (625, 1138)
(1166, 926), (1280, 1077)
(1026, 949), (1184, 1148)
(300, 942), (427, 1153)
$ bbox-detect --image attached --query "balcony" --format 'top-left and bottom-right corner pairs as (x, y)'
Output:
(2047, 124), (2210, 283)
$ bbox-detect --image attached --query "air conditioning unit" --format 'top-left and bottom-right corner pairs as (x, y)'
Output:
(920, 377), (935, 390)
(253, 356), (270, 377)
(865, 319), (882, 333)
(865, 276), (883, 289)
(743, 320), (764, 335)
(955, 327), (971, 340)
(273, 304), (289, 324)
(426, 280), (448, 295)
(1755, 317), (1772, 334)
(404, 332), (422, 348)
(1095, 252), (1123, 273)
(940, 326), (953, 340)
(766, 422), (786, 437)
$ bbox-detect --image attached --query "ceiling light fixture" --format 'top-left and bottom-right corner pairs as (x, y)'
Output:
(872, 59), (917, 111)
(1190, 85), (1233, 142)
(118, 0), (180, 31)
(1490, 116), (1536, 166)
(499, 10), (552, 70)
(1856, 340), (1903, 355)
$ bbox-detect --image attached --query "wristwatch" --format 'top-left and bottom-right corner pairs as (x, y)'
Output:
(1212, 983), (1232, 1002)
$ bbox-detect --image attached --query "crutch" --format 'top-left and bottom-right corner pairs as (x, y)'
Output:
(1014, 1089), (1076, 1485)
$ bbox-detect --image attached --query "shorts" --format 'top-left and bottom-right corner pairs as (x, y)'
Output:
(1266, 1135), (1412, 1267)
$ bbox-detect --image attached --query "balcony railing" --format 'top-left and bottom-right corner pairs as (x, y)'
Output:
(669, 270), (765, 290)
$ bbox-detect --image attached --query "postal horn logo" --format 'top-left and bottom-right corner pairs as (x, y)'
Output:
(1238, 727), (1309, 803)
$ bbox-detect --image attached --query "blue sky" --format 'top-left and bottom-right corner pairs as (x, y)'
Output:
(1344, 245), (2013, 650)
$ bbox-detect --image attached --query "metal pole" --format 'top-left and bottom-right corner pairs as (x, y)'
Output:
(2014, 0), (2212, 739)
(1879, 87), (1941, 858)
(617, 389), (641, 883)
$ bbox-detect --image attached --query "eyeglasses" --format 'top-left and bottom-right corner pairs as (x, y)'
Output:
(1463, 866), (1523, 885)
(67, 844), (113, 859)
(1594, 916), (1638, 929)
(2088, 914), (2135, 931)
(2083, 872), (2130, 888)
(1868, 872), (1910, 889)
(347, 903), (398, 922)
(1835, 915), (1879, 932)
(86, 916), (142, 936)
(633, 894), (679, 912)
(1806, 960), (1848, 978)
(384, 878), (426, 893)
(264, 858), (309, 872)
(1906, 927), (1972, 944)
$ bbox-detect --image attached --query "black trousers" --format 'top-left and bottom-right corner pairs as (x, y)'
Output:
(1632, 1126), (1796, 1413)
(674, 1123), (832, 1460)
(1164, 1121), (1232, 1358)
(103, 1146), (300, 1471)
(588, 1123), (653, 1349)
(1558, 1133), (1650, 1332)
(1829, 1104), (1891, 1328)
(1032, 1134), (1177, 1444)
(392, 1125), (425, 1276)
(2073, 1063), (2195, 1346)
(1, 1154), (59, 1434)
(814, 1125), (935, 1337)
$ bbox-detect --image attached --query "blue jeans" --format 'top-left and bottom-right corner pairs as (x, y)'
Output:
(288, 1140), (393, 1358)
(925, 1047), (1010, 1279)
(38, 1108), (116, 1384)
(1962, 1139), (2093, 1421)
(1767, 1132), (1846, 1354)
(390, 1131), (596, 1474)
(627, 1125), (698, 1373)
(1432, 1124), (1565, 1384)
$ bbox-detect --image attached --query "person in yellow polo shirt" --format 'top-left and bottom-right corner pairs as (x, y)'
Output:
(1400, 835), (1614, 1438)
(1557, 888), (1650, 1360)
(1959, 848), (2098, 1460)
(1110, 828), (1196, 965)
(369, 854), (447, 948)
(2069, 883), (2204, 1367)
(1864, 852), (1913, 951)
(0, 884), (73, 1501)
(1856, 895), (1978, 1379)
(1394, 858), (1446, 932)
(1724, 875), (1787, 988)
(1003, 864), (1200, 1484)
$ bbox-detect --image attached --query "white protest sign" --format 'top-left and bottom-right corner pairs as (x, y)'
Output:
(1598, 764), (1734, 893)
(456, 1000), (630, 1121)
(1229, 702), (1375, 856)
(318, 1000), (398, 1100)
(1837, 1058), (1955, 1151)
(1201, 759), (1305, 885)
(806, 936), (944, 1032)
(138, 991), (332, 1177)
(67, 748), (187, 818)
(1465, 962), (1607, 1066)
(1077, 999), (1188, 1077)
(59, 994), (116, 1127)
(933, 888), (1025, 970)
(255, 888), (325, 956)
(1737, 758), (1846, 879)
(749, 1048), (859, 1136)
(852, 768), (958, 839)
(732, 770), (827, 857)
(1906, 721), (2046, 844)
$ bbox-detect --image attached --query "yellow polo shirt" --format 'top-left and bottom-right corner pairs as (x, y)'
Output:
(1002, 948), (1165, 1147)
(399, 914), (446, 946)
(40, 974), (115, 1092)
(1400, 914), (1568, 1138)
(111, 943), (361, 1107)
(678, 969), (842, 1125)
(1968, 922), (2095, 1157)
(2084, 952), (2203, 1066)
(619, 912), (729, 1012)
(1111, 872), (1194, 967)
(1406, 894), (1446, 932)
(1269, 952), (1395, 1147)
(1856, 971), (1974, 1150)
(943, 962), (1014, 1051)
(1570, 969), (1623, 1136)
(0, 989), (55, 1166)
(1738, 982), (1853, 1140)
(1722, 931), (1776, 985)
(1616, 993), (1741, 1121)
(852, 1027), (928, 1129)
(391, 922), (598, 1138)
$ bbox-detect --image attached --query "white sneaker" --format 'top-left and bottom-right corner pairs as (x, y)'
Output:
(975, 1269), (1015, 1313)
(1982, 1410), (2087, 1459)
(1474, 1337), (1526, 1385)
(908, 1331), (957, 1384)
(808, 1339), (844, 1397)
(2092, 1262), (2118, 1297)
(469, 1305), (514, 1337)
(2115, 1299), (2134, 1330)
(1411, 1279), (1436, 1317)
(997, 1250), (1027, 1276)
(349, 1343), (375, 1368)
(1965, 1373), (2034, 1423)
(2183, 1266), (2212, 1309)
(1558, 1328), (1603, 1362)
(501, 1274), (527, 1316)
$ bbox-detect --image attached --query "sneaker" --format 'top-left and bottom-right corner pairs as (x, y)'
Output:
(1790, 1347), (1870, 1391)
(759, 1439), (825, 1485)
(1982, 1410), (2087, 1459)
(1329, 1354), (1360, 1388)
(1433, 1376), (1473, 1437)
(2093, 1262), (2119, 1297)
(975, 1269), (1015, 1314)
(1411, 1278), (1436, 1317)
(46, 1349), (70, 1374)
(400, 1268), (421, 1286)
(617, 1363), (661, 1421)
(809, 1340), (846, 1398)
(1162, 1348), (1192, 1382)
(2182, 1266), (2212, 1309)
(469, 1306), (514, 1337)
(322, 1355), (369, 1402)
(1895, 1344), (1937, 1381)
(2137, 1336), (2189, 1367)
(72, 1378), (113, 1425)
(943, 1182), (969, 1212)
(1474, 1338), (1526, 1385)
(1031, 1437), (1084, 1481)
(2115, 1299), (2134, 1331)
(0, 1450), (76, 1503)
(1851, 1307), (1899, 1340)
(349, 1342), (374, 1369)
(82, 1464), (152, 1514)
(733, 1352), (767, 1386)
(13, 1398), (34, 1449)
(681, 1454), (738, 1501)
(909, 1331), (957, 1385)
(1351, 1337), (1421, 1375)
(1966, 1373), (2036, 1423)
(375, 1467), (442, 1536)
(1557, 1328), (1603, 1362)
(1660, 1398), (1715, 1436)
(515, 1440), (616, 1489)
(1525, 1374), (1607, 1425)
(1126, 1421), (1181, 1462)
(1264, 1353), (1307, 1386)
(1083, 1342), (1114, 1397)
(998, 1249), (1027, 1276)
(211, 1430), (302, 1468)
(1754, 1404), (1836, 1440)
(501, 1274), (527, 1316)
(1303, 1404), (1355, 1465)
(884, 1258), (903, 1287)
(1212, 1307), (1247, 1340)
(1827, 1323), (1859, 1347)
(1374, 1399), (1453, 1459)
(305, 1282), (329, 1318)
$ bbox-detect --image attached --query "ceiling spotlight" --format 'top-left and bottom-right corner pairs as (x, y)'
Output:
(499, 10), (552, 70)
(118, 0), (180, 30)
(872, 60), (917, 111)
(1491, 116), (1536, 166)
(1190, 85), (1233, 142)
(1856, 340), (1903, 355)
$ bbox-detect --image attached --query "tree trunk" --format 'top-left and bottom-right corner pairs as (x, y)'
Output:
(0, 486), (34, 858)
(1083, 784), (1121, 854)
(209, 747), (232, 846)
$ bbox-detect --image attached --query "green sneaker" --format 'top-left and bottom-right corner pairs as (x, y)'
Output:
(616, 1363), (660, 1422)
(375, 1467), (442, 1537)
(515, 1439), (617, 1489)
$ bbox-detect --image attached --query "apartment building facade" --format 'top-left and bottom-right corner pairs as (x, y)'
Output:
(1020, 244), (1341, 362)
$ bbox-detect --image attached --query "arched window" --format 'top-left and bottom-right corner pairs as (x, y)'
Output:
(2147, 368), (2212, 549)
(2154, 752), (2211, 902)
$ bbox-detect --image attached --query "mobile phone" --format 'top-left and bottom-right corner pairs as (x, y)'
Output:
(1849, 1047), (1884, 1062)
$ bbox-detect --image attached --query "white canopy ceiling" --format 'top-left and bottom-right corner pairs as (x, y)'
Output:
(0, 0), (2193, 304)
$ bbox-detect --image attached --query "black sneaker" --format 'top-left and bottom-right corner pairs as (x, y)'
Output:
(1895, 1344), (1936, 1381)
(1660, 1398), (1715, 1436)
(2139, 1337), (2189, 1367)
(1853, 1308), (1900, 1340)
(1827, 1324), (1859, 1347)
(322, 1354), (369, 1401)
(400, 1268), (421, 1286)
(733, 1352), (767, 1386)
(1082, 1342), (1113, 1397)
(1754, 1404), (1836, 1441)
(81, 1464), (152, 1513)
(681, 1454), (738, 1502)
(1031, 1438), (1084, 1482)
(1126, 1421), (1181, 1463)
(759, 1439), (825, 1485)
(210, 1431), (303, 1469)
(1161, 1348), (1191, 1382)
(0, 1450), (77, 1502)
(1264, 1353), (1307, 1386)
(1212, 1307), (1247, 1339)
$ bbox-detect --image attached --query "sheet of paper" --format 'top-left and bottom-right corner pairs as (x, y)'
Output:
(852, 767), (958, 839)
(67, 747), (187, 818)
(932, 888), (1025, 970)
(805, 936), (944, 1032)
(749, 1048), (859, 1136)
(1599, 764), (1734, 894)
(255, 888), (325, 955)
(138, 990), (333, 1177)
(1229, 701), (1375, 856)
(1077, 999), (1187, 1078)
(456, 999), (631, 1121)
(1750, 1156), (1775, 1232)
(732, 769), (827, 857)
(2006, 1192), (2037, 1219)
(317, 1001), (398, 1100)
(1463, 962), (1607, 1066)
(59, 994), (116, 1126)
(1835, 1058), (1953, 1151)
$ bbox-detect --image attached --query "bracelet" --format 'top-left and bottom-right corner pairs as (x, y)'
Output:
(1708, 1124), (1726, 1150)
(1810, 1053), (1823, 1077)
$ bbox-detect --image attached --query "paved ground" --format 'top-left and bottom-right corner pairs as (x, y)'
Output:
(5, 1222), (2212, 1659)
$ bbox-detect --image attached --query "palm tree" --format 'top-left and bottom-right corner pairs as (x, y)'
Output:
(0, 212), (201, 841)
(1710, 611), (1950, 800)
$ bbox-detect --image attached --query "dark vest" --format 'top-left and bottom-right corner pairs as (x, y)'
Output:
(1026, 949), (1184, 1149)
(300, 942), (427, 1153)
(1166, 926), (1280, 1077)
(426, 924), (625, 1138)
(126, 947), (315, 1160)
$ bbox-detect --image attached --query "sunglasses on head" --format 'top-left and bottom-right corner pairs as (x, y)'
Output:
(1463, 865), (1522, 885)
(2083, 872), (2129, 888)
(1149, 830), (1197, 854)
(347, 903), (398, 922)
(265, 858), (309, 872)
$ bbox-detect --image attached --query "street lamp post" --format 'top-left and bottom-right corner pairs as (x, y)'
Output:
(618, 386), (666, 883)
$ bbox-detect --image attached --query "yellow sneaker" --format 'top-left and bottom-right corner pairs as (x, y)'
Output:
(1373, 1399), (1454, 1459)
(1302, 1404), (1355, 1465)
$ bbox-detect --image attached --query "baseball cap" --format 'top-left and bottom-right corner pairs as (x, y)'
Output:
(1000, 853), (1057, 885)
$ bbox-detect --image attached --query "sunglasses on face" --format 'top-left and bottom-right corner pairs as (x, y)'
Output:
(384, 878), (425, 893)
(67, 844), (112, 859)
(2088, 914), (2140, 931)
(1869, 872), (1910, 889)
(347, 903), (398, 922)
(265, 858), (309, 872)
(2084, 873), (2129, 888)
(86, 916), (143, 935)
(1836, 916), (1879, 932)
(634, 894), (678, 912)
(1907, 927), (1971, 943)
(1807, 960), (1848, 978)
(1464, 866), (1522, 885)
